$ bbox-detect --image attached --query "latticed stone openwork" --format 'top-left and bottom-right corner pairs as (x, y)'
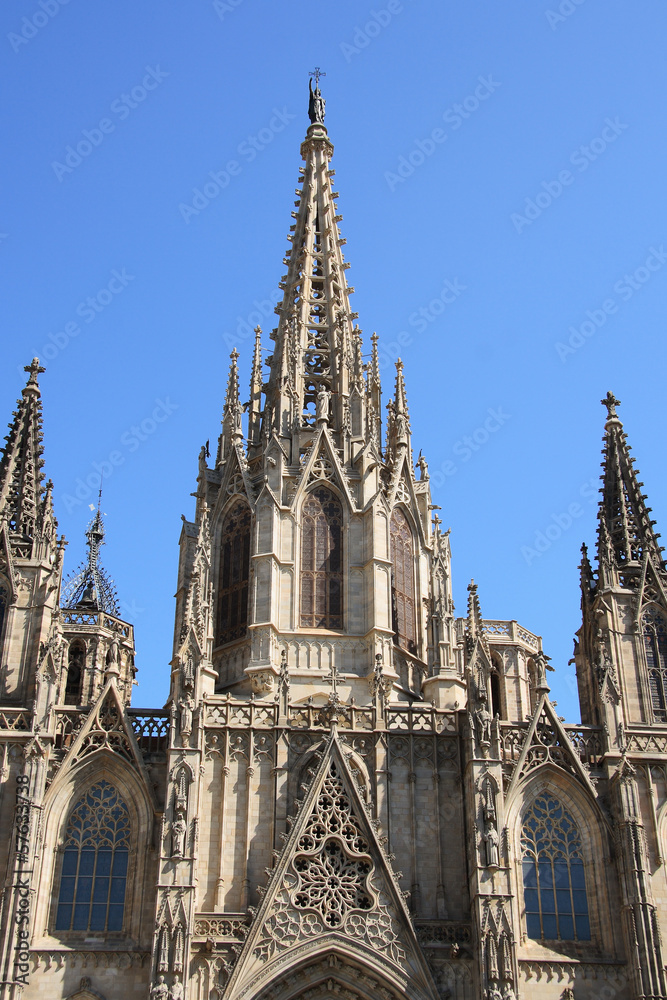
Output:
(293, 761), (372, 926)
(252, 758), (406, 968)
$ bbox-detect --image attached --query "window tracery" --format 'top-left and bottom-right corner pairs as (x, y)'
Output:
(642, 607), (667, 722)
(390, 507), (416, 654)
(55, 780), (130, 933)
(521, 794), (590, 942)
(300, 487), (342, 629)
(217, 501), (251, 646)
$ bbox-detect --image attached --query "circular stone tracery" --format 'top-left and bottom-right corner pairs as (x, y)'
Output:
(291, 765), (374, 927)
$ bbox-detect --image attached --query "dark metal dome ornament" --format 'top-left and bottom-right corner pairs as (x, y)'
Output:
(61, 494), (120, 616)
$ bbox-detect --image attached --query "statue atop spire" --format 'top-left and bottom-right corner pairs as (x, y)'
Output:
(308, 68), (326, 125)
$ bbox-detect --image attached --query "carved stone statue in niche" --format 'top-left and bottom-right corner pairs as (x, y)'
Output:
(316, 386), (330, 424)
(169, 975), (183, 1000)
(484, 822), (500, 868)
(151, 977), (169, 1000)
(474, 690), (492, 748)
(179, 694), (194, 743)
(171, 814), (187, 859)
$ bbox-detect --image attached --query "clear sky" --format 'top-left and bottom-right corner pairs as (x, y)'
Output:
(2, 0), (666, 719)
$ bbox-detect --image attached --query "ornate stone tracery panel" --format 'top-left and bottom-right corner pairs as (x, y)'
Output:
(253, 761), (405, 967)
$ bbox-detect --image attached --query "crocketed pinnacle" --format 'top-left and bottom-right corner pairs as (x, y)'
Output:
(0, 359), (47, 549)
(465, 580), (484, 649)
(217, 349), (244, 465)
(597, 391), (664, 579)
(61, 495), (120, 615)
(248, 326), (263, 447)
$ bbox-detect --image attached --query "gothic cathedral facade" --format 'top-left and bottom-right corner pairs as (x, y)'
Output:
(1, 84), (667, 1000)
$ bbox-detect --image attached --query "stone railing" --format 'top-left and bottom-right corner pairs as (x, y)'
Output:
(414, 921), (472, 947)
(205, 698), (458, 734)
(192, 914), (249, 941)
(61, 610), (132, 638)
(0, 709), (31, 732)
(127, 710), (169, 756)
(455, 618), (542, 652)
(624, 728), (667, 756)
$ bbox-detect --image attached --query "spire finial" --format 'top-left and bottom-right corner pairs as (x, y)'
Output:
(308, 69), (326, 124)
(602, 391), (621, 421)
(23, 357), (45, 392)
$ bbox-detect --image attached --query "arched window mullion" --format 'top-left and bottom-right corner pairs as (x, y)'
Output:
(390, 507), (417, 654)
(521, 794), (590, 942)
(642, 607), (667, 722)
(55, 780), (130, 934)
(300, 487), (343, 629)
(216, 501), (251, 646)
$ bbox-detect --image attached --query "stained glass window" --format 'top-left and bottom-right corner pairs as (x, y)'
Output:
(390, 507), (416, 654)
(642, 607), (667, 722)
(217, 501), (251, 645)
(55, 780), (130, 933)
(300, 487), (343, 629)
(521, 794), (590, 941)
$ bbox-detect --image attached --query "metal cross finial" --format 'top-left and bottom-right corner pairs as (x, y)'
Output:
(309, 67), (326, 89)
(602, 391), (621, 419)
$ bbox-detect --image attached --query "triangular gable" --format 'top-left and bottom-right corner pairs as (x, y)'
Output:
(468, 635), (494, 678)
(386, 455), (427, 547)
(293, 427), (357, 511)
(219, 443), (256, 510)
(222, 733), (438, 1000)
(635, 551), (667, 627)
(53, 679), (156, 804)
(506, 693), (598, 800)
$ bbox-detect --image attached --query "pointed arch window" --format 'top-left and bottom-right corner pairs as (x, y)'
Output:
(55, 780), (130, 933)
(390, 507), (416, 654)
(521, 794), (590, 941)
(216, 501), (251, 646)
(300, 487), (342, 629)
(64, 640), (85, 704)
(642, 607), (667, 722)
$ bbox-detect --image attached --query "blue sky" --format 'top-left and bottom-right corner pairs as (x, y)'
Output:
(2, 0), (666, 719)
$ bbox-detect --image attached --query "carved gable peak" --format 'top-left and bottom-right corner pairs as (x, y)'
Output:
(223, 733), (438, 1000)
(297, 428), (356, 510)
(507, 694), (597, 800)
(52, 678), (152, 795)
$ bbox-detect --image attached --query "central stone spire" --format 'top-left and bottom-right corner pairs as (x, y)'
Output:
(250, 77), (367, 468)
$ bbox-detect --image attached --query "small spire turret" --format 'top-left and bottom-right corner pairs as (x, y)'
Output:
(0, 358), (49, 555)
(61, 494), (120, 616)
(596, 392), (665, 587)
(466, 579), (485, 652)
(217, 349), (244, 465)
(248, 326), (263, 449)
